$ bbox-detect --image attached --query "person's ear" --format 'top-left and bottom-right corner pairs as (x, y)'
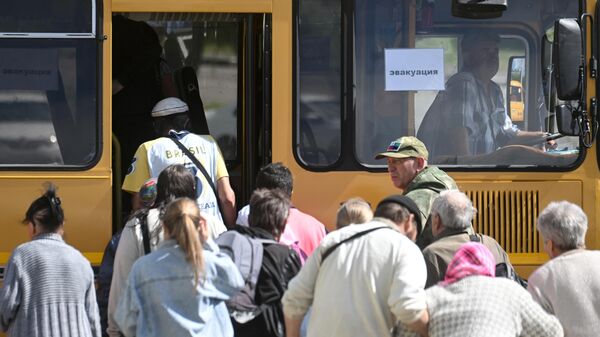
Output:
(414, 157), (426, 173)
(403, 214), (417, 242)
(27, 221), (36, 240)
(545, 239), (563, 258)
(432, 213), (442, 236)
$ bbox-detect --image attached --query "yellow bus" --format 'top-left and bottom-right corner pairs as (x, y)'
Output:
(509, 80), (525, 122)
(0, 0), (596, 284)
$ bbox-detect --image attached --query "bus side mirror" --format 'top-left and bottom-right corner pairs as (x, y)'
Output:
(556, 104), (581, 136)
(451, 0), (507, 19)
(507, 56), (526, 124)
(553, 18), (582, 100)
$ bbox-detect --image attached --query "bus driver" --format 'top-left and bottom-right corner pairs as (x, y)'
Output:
(417, 33), (550, 161)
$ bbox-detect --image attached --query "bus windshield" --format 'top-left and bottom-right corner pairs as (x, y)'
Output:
(296, 0), (580, 169)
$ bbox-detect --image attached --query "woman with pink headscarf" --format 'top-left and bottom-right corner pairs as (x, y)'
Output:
(396, 242), (563, 337)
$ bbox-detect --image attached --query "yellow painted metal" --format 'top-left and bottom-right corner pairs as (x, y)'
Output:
(82, 252), (106, 265)
(463, 186), (568, 255)
(113, 0), (272, 13)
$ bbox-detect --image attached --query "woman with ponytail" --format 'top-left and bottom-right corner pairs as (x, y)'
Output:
(114, 198), (243, 337)
(108, 164), (196, 337)
(0, 184), (101, 337)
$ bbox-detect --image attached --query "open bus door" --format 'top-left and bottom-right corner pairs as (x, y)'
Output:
(111, 10), (272, 231)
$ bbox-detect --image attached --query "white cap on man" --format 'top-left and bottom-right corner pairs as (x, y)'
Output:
(151, 97), (189, 117)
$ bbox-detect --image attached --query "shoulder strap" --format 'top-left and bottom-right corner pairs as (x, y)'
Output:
(139, 213), (151, 255)
(469, 233), (481, 243)
(169, 135), (224, 216)
(321, 226), (390, 263)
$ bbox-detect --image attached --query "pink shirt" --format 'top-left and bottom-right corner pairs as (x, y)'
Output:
(237, 205), (326, 257)
(279, 208), (327, 257)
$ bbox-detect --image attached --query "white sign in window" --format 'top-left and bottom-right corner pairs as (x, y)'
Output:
(384, 48), (445, 91)
(0, 48), (59, 90)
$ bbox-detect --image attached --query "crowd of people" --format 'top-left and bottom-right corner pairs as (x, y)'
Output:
(1, 99), (599, 337)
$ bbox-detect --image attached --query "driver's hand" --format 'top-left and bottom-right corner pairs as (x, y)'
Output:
(545, 139), (558, 151)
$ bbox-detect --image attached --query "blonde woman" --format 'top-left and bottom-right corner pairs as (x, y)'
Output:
(114, 198), (243, 337)
(336, 197), (373, 229)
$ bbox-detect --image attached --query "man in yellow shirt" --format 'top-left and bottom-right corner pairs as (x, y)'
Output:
(122, 97), (236, 227)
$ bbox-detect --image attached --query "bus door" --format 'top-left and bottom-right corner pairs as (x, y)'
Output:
(111, 11), (272, 227)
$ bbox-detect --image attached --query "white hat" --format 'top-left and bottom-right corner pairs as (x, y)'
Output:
(151, 97), (189, 117)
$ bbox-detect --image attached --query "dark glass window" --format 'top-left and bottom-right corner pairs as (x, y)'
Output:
(295, 0), (342, 167)
(0, 40), (98, 166)
(0, 0), (94, 34)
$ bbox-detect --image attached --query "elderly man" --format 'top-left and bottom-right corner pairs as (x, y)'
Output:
(418, 32), (549, 159)
(375, 136), (457, 248)
(122, 97), (236, 227)
(422, 190), (512, 288)
(282, 195), (428, 337)
(528, 201), (600, 337)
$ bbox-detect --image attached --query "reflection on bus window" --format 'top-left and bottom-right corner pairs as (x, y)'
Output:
(0, 42), (98, 166)
(351, 0), (579, 168)
(296, 0), (342, 167)
(355, 0), (411, 166)
(510, 80), (524, 122)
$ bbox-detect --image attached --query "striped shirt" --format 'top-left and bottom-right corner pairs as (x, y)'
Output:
(0, 233), (100, 337)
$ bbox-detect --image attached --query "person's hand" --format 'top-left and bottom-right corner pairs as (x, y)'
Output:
(511, 131), (552, 149)
(544, 138), (558, 151)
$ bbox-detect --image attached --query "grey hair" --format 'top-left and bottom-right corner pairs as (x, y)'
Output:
(537, 201), (587, 250)
(431, 190), (476, 230)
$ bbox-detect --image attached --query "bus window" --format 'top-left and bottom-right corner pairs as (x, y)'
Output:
(354, 0), (413, 166)
(0, 1), (99, 167)
(351, 0), (579, 169)
(295, 0), (342, 168)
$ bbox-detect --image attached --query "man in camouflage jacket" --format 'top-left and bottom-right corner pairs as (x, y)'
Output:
(376, 136), (457, 248)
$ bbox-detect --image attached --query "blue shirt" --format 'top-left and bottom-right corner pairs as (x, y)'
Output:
(114, 239), (244, 337)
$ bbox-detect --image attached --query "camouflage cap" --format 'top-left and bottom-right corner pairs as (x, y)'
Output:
(374, 136), (429, 160)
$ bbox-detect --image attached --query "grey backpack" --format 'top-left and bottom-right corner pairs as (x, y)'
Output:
(216, 230), (276, 323)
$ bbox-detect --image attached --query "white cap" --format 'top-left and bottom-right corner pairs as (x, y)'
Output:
(151, 97), (189, 117)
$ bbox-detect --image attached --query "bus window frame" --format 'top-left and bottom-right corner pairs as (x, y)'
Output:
(292, 0), (345, 172)
(292, 0), (585, 173)
(0, 0), (103, 171)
